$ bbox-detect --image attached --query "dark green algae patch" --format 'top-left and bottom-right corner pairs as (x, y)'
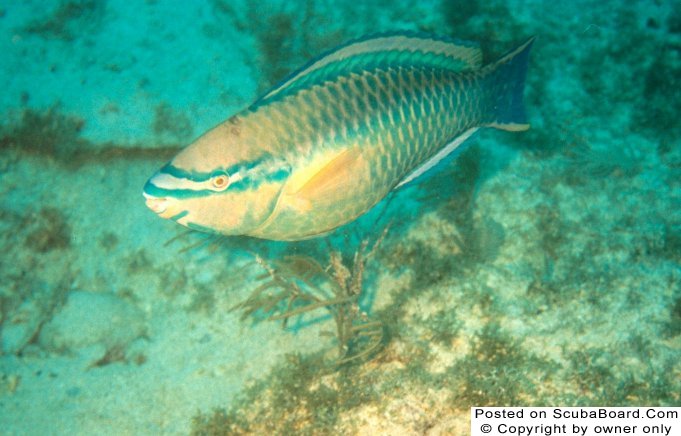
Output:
(0, 106), (181, 166)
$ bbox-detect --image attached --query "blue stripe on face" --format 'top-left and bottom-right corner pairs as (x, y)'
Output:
(186, 221), (218, 233)
(269, 167), (290, 182)
(143, 179), (214, 199)
(160, 164), (228, 182)
(161, 156), (274, 183)
(170, 210), (189, 221)
(144, 158), (291, 200)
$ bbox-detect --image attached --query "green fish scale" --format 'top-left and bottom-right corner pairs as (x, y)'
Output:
(373, 67), (478, 188)
(258, 64), (487, 205)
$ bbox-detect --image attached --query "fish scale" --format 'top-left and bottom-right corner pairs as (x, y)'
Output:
(286, 68), (452, 190)
(143, 33), (534, 240)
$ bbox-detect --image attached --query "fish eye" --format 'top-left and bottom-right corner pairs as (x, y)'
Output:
(211, 173), (230, 190)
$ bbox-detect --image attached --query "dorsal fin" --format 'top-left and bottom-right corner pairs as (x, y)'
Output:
(251, 32), (481, 108)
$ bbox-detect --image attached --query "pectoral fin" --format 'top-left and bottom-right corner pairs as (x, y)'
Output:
(290, 147), (365, 207)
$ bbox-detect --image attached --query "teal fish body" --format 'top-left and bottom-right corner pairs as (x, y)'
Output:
(143, 33), (534, 241)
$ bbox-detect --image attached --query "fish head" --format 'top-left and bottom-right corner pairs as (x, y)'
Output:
(142, 116), (290, 236)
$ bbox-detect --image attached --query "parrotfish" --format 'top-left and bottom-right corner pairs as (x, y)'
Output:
(143, 32), (534, 241)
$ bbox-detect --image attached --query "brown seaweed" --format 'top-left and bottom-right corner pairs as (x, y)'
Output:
(232, 228), (388, 365)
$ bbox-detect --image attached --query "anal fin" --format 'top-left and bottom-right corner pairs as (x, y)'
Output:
(395, 127), (478, 189)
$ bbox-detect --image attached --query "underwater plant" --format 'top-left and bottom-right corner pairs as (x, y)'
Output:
(232, 229), (388, 365)
(563, 132), (643, 179)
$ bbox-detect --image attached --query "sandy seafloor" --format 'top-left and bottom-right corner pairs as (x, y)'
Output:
(0, 0), (680, 434)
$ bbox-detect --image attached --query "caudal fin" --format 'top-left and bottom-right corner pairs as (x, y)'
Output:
(483, 37), (535, 132)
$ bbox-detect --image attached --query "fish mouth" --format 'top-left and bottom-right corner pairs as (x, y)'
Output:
(143, 192), (168, 214)
(143, 175), (172, 215)
(143, 175), (189, 221)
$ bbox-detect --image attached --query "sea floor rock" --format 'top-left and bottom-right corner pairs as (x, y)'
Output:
(1, 299), (44, 355)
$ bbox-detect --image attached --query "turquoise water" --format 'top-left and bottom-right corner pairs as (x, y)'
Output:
(0, 1), (679, 434)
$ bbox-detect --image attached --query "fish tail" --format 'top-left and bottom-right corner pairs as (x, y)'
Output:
(483, 37), (535, 131)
